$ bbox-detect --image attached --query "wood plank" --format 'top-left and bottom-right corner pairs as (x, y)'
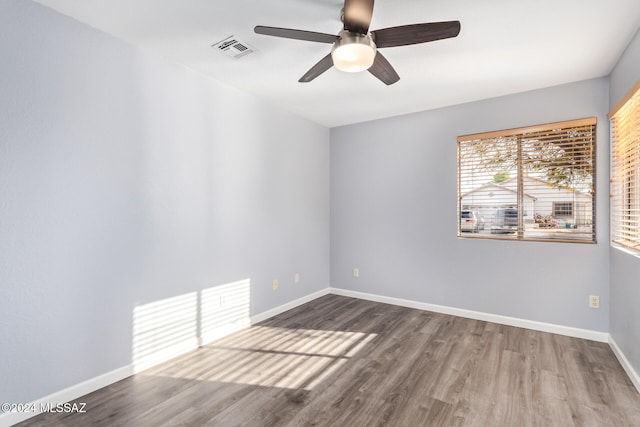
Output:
(17, 295), (640, 426)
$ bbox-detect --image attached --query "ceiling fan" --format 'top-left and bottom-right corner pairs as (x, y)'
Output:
(254, 0), (461, 85)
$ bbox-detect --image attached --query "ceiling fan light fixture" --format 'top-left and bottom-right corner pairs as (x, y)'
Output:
(255, 0), (461, 84)
(331, 31), (376, 72)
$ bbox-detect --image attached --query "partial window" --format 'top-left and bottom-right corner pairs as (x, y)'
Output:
(610, 82), (640, 254)
(458, 118), (596, 242)
(553, 202), (573, 217)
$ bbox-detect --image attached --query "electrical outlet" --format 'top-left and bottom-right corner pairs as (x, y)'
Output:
(294, 273), (300, 284)
(589, 295), (600, 309)
(353, 268), (359, 278)
(272, 279), (279, 290)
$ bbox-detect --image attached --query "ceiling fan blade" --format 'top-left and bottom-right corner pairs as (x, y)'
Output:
(368, 51), (400, 85)
(299, 53), (334, 83)
(254, 26), (338, 43)
(371, 21), (461, 48)
(343, 0), (374, 34)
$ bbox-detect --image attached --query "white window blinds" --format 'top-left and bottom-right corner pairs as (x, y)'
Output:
(610, 82), (640, 254)
(458, 118), (597, 243)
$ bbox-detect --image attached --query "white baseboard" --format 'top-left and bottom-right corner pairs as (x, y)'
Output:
(0, 287), (330, 427)
(329, 287), (609, 343)
(0, 365), (133, 427)
(250, 288), (330, 324)
(199, 318), (252, 348)
(609, 335), (640, 394)
(133, 337), (200, 374)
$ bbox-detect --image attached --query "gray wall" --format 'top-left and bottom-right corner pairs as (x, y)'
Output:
(331, 78), (610, 331)
(0, 1), (329, 404)
(609, 26), (640, 379)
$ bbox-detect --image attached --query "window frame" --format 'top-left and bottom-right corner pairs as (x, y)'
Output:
(457, 117), (597, 243)
(552, 202), (574, 217)
(610, 80), (640, 255)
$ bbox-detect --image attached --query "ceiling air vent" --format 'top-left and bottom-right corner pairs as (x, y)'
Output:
(212, 36), (254, 59)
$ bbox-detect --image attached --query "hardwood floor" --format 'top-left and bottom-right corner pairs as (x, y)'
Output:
(19, 295), (640, 426)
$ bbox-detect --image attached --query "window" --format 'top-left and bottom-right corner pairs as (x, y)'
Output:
(553, 202), (573, 217)
(458, 118), (596, 242)
(610, 81), (640, 254)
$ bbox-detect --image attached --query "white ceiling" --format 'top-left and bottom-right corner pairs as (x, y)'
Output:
(34, 0), (640, 127)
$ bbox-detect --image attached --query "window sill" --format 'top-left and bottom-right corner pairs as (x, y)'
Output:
(611, 243), (640, 258)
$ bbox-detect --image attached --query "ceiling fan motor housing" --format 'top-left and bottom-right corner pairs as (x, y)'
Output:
(331, 30), (377, 72)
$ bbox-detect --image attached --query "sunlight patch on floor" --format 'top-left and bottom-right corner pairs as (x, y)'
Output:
(154, 326), (377, 390)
